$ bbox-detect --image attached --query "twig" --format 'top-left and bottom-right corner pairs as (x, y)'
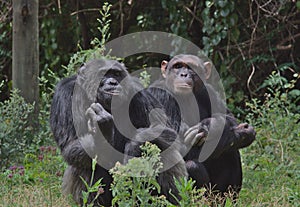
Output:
(70, 8), (102, 16)
(276, 32), (300, 50)
(184, 5), (202, 24)
(57, 0), (61, 14)
(247, 0), (260, 97)
(119, 0), (124, 36)
(247, 64), (256, 97)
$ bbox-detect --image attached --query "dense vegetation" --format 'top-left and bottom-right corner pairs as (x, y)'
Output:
(0, 1), (299, 206)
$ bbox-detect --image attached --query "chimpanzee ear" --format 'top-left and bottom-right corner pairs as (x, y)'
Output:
(161, 60), (168, 78)
(203, 61), (212, 80)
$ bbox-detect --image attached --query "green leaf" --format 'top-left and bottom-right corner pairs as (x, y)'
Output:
(80, 176), (89, 188)
(288, 89), (300, 97)
(205, 0), (214, 8)
(231, 27), (240, 40)
(214, 10), (219, 18)
(297, 1), (300, 10)
(220, 8), (230, 17)
(221, 29), (227, 39)
(215, 23), (223, 32)
(92, 156), (97, 172)
(82, 191), (89, 204)
(202, 36), (210, 45)
(211, 35), (221, 45)
(229, 13), (238, 26)
(150, 179), (161, 193)
(217, 0), (228, 8)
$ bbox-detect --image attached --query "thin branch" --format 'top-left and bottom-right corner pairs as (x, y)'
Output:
(184, 5), (203, 24)
(119, 0), (124, 36)
(276, 32), (300, 50)
(247, 0), (260, 97)
(57, 0), (61, 14)
(70, 8), (102, 16)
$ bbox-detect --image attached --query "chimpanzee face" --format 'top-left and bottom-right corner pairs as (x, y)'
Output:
(77, 59), (129, 112)
(161, 55), (212, 95)
(97, 66), (128, 111)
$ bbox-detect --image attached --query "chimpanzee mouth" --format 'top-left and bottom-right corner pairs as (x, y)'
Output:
(177, 84), (193, 89)
(103, 90), (121, 95)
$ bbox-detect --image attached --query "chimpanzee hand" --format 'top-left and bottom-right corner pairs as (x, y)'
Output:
(233, 123), (256, 148)
(85, 103), (113, 135)
(184, 118), (212, 147)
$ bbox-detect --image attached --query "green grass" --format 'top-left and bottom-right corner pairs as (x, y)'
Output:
(0, 147), (74, 207)
(0, 182), (70, 207)
(1, 95), (299, 206)
(1, 129), (298, 207)
(238, 140), (300, 206)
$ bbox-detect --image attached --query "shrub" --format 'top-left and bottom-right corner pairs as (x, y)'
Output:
(0, 89), (34, 168)
(108, 142), (228, 207)
(0, 145), (68, 206)
(239, 69), (300, 206)
(109, 142), (170, 206)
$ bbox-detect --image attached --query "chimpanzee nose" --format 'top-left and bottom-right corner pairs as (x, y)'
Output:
(180, 72), (188, 77)
(108, 78), (118, 85)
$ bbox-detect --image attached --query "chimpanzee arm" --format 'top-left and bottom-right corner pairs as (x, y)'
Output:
(50, 75), (93, 169)
(184, 114), (256, 158)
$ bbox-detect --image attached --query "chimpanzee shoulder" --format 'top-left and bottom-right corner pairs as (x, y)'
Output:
(50, 75), (77, 148)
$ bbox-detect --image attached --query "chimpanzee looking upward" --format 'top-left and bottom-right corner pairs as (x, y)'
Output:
(148, 54), (256, 198)
(50, 59), (187, 206)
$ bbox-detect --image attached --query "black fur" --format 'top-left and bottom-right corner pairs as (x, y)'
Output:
(148, 54), (256, 199)
(50, 59), (187, 206)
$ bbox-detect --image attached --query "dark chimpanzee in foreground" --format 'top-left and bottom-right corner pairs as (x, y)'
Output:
(50, 59), (187, 206)
(148, 54), (256, 200)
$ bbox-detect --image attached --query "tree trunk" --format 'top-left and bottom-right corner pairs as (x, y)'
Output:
(12, 0), (39, 127)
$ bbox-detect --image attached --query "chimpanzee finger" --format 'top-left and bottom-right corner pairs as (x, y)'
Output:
(184, 128), (199, 145)
(193, 132), (206, 146)
(85, 108), (97, 133)
(184, 124), (199, 138)
(90, 103), (104, 114)
(85, 107), (97, 120)
(87, 119), (96, 133)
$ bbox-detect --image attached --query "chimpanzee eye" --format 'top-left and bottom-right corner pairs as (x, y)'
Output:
(106, 69), (122, 78)
(173, 63), (184, 69)
(114, 71), (121, 77)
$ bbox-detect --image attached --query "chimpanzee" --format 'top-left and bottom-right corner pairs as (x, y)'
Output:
(148, 54), (256, 199)
(50, 59), (187, 206)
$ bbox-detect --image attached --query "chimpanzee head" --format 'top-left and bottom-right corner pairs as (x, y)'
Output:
(77, 59), (129, 112)
(161, 54), (212, 95)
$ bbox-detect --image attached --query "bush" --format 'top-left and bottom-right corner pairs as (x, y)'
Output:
(109, 142), (232, 207)
(0, 89), (34, 168)
(0, 145), (68, 206)
(245, 69), (300, 149)
(109, 142), (169, 206)
(238, 70), (300, 206)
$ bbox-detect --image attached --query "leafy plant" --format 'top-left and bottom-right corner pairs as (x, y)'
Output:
(80, 156), (105, 207)
(0, 145), (69, 207)
(201, 0), (238, 55)
(0, 89), (34, 168)
(109, 142), (230, 206)
(109, 142), (170, 206)
(172, 178), (204, 206)
(63, 2), (113, 76)
(139, 69), (151, 88)
(239, 69), (300, 206)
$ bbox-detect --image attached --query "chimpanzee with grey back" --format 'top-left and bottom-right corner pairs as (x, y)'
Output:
(50, 59), (187, 206)
(148, 54), (256, 200)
